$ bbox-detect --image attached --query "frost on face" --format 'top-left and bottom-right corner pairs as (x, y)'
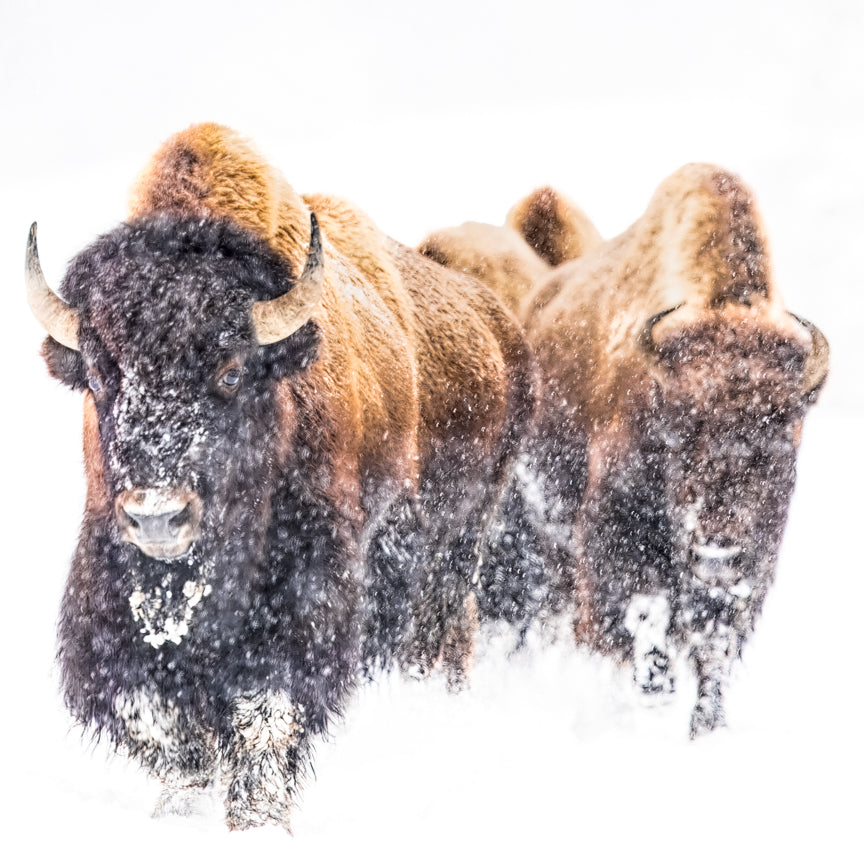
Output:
(129, 557), (213, 648)
(109, 367), (209, 491)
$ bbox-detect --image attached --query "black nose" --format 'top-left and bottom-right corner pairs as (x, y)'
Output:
(121, 505), (189, 542)
(115, 489), (202, 559)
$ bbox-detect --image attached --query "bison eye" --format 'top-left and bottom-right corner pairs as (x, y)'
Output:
(87, 372), (103, 394)
(216, 366), (243, 396)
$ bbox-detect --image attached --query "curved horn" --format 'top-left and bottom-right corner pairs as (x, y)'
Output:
(638, 304), (684, 358)
(252, 213), (325, 345)
(790, 313), (830, 396)
(26, 223), (80, 350)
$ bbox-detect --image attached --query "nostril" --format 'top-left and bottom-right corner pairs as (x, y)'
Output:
(125, 510), (184, 541)
(168, 504), (191, 530)
(115, 502), (137, 531)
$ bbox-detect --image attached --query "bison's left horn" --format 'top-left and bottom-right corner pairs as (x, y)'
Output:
(26, 223), (80, 351)
(252, 213), (325, 345)
(791, 313), (830, 396)
(638, 304), (684, 357)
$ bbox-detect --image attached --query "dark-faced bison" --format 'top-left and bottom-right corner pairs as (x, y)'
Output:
(28, 124), (536, 828)
(420, 164), (829, 736)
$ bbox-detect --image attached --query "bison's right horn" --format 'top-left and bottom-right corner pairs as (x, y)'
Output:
(252, 213), (325, 345)
(638, 304), (684, 357)
(790, 313), (830, 396)
(26, 223), (80, 351)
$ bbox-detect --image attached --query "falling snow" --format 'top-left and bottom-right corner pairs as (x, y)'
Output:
(5, 2), (863, 861)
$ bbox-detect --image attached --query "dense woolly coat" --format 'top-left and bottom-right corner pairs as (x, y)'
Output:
(420, 165), (828, 736)
(39, 124), (536, 828)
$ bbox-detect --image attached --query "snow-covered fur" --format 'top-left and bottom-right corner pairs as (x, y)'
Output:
(37, 124), (536, 829)
(418, 221), (551, 314)
(419, 165), (829, 736)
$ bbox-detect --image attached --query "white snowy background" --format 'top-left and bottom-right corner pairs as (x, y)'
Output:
(2, 1), (861, 861)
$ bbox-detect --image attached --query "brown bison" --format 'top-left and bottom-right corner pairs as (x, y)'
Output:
(420, 165), (829, 736)
(28, 123), (536, 829)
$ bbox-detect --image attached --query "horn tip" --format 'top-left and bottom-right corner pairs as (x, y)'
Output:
(26, 222), (40, 274)
(307, 211), (323, 261)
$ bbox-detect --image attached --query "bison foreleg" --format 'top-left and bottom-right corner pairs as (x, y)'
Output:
(623, 593), (676, 698)
(114, 688), (216, 786)
(441, 591), (479, 692)
(405, 522), (482, 690)
(223, 691), (307, 832)
(687, 620), (739, 738)
(364, 493), (426, 674)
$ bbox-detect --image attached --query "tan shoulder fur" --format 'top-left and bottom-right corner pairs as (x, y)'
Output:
(129, 123), (313, 268)
(523, 163), (806, 429)
(418, 221), (550, 313)
(301, 192), (407, 322)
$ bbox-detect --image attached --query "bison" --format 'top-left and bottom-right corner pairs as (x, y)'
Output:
(420, 165), (829, 736)
(28, 123), (536, 829)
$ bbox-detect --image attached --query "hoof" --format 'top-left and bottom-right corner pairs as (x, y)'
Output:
(445, 665), (470, 694)
(224, 796), (293, 833)
(153, 780), (215, 819)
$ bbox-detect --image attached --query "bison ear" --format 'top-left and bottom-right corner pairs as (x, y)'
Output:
(41, 336), (87, 390)
(255, 318), (321, 380)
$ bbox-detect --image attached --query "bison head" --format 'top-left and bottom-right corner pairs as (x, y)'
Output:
(29, 214), (323, 561)
(641, 304), (828, 594)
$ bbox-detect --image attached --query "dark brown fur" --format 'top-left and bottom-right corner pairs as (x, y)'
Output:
(422, 163), (828, 736)
(42, 124), (538, 829)
(132, 126), (540, 682)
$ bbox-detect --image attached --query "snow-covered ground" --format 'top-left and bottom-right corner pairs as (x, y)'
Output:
(3, 2), (862, 861)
